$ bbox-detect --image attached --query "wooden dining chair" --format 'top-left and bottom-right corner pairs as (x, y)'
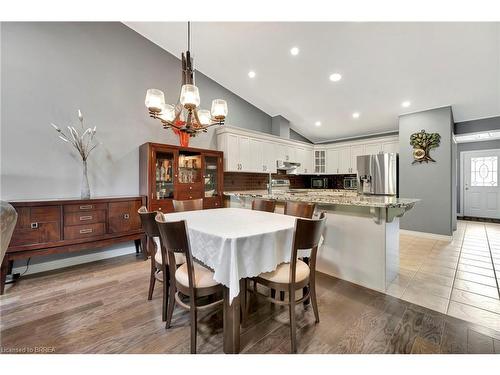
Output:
(284, 201), (316, 219)
(251, 212), (326, 353)
(137, 206), (185, 322)
(172, 198), (204, 212)
(251, 198), (276, 213)
(155, 213), (223, 354)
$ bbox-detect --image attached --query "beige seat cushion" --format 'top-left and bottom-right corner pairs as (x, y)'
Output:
(153, 237), (185, 265)
(258, 259), (310, 284)
(175, 262), (219, 288)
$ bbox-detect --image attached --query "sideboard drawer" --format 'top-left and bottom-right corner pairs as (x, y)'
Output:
(64, 210), (106, 226)
(64, 223), (105, 240)
(64, 203), (107, 213)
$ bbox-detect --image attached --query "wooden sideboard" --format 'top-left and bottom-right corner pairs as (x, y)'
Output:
(1, 196), (146, 294)
(139, 143), (224, 213)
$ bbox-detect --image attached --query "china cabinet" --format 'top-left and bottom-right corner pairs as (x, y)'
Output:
(139, 143), (223, 212)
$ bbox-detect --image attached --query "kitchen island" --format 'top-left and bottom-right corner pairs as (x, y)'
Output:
(224, 189), (418, 293)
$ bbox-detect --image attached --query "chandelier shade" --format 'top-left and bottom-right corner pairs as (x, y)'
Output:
(211, 99), (228, 120)
(145, 89), (165, 113)
(180, 84), (200, 108)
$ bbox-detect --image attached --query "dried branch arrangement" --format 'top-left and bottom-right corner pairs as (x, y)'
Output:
(50, 110), (99, 161)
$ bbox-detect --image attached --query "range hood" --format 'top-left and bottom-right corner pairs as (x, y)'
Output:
(276, 160), (301, 174)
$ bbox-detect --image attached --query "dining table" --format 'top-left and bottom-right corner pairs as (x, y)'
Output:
(163, 207), (297, 354)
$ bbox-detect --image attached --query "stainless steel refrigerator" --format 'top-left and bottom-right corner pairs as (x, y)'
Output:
(357, 153), (398, 196)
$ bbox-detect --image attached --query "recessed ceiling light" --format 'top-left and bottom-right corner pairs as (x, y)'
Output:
(290, 47), (299, 56)
(315, 121), (321, 127)
(329, 73), (342, 82)
(248, 71), (256, 78)
(401, 100), (411, 108)
(352, 112), (360, 119)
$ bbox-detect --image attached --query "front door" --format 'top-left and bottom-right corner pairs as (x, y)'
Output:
(464, 149), (500, 219)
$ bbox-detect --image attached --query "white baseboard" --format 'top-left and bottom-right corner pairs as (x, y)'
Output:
(12, 246), (137, 276)
(400, 229), (453, 242)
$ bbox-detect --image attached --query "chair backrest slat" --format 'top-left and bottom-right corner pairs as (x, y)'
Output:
(173, 199), (203, 212)
(251, 199), (276, 213)
(284, 201), (316, 219)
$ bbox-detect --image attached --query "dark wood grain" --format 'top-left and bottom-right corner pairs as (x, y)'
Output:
(1, 255), (499, 354)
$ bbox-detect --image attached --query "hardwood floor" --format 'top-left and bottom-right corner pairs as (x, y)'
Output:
(1, 253), (500, 354)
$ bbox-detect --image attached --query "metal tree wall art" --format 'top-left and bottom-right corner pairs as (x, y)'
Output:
(50, 110), (99, 199)
(410, 129), (441, 164)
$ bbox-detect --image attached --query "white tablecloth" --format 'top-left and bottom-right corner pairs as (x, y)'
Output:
(163, 207), (297, 303)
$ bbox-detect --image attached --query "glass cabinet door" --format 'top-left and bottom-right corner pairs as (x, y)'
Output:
(204, 155), (219, 197)
(178, 152), (202, 184)
(154, 151), (175, 200)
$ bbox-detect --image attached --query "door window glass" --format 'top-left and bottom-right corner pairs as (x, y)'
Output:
(471, 156), (498, 187)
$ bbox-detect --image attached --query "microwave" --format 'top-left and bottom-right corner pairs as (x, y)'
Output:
(343, 177), (358, 190)
(311, 177), (328, 189)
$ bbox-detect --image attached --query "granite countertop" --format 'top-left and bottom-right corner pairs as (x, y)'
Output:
(224, 189), (419, 209)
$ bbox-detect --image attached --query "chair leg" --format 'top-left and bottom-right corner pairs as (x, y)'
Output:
(241, 279), (248, 326)
(309, 280), (320, 323)
(161, 267), (169, 322)
(190, 307), (198, 354)
(148, 261), (156, 301)
(165, 285), (176, 328)
(289, 286), (297, 354)
(302, 257), (310, 305)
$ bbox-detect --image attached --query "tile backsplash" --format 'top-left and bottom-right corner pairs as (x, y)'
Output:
(223, 172), (357, 191)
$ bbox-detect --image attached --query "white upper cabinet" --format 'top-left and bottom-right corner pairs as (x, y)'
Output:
(217, 126), (398, 175)
(326, 149), (339, 174)
(296, 147), (312, 174)
(314, 150), (326, 174)
(349, 145), (364, 174)
(382, 140), (399, 154)
(248, 138), (263, 172)
(364, 143), (383, 155)
(262, 141), (277, 173)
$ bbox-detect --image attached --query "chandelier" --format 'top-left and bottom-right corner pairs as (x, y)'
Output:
(145, 22), (228, 138)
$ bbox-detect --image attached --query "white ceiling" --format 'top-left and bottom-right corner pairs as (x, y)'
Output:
(125, 22), (500, 143)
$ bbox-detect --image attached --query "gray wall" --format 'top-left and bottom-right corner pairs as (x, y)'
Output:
(0, 22), (272, 270)
(271, 115), (290, 139)
(1, 22), (272, 201)
(399, 107), (454, 236)
(290, 129), (312, 143)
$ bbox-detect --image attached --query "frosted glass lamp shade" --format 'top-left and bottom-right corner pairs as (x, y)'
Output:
(211, 99), (228, 120)
(198, 109), (211, 125)
(180, 84), (200, 108)
(145, 89), (165, 113)
(159, 104), (175, 122)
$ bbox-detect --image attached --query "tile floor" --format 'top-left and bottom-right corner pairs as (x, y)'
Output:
(387, 220), (500, 332)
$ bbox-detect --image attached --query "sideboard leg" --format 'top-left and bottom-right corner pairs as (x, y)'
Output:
(0, 258), (8, 295)
(134, 239), (141, 254)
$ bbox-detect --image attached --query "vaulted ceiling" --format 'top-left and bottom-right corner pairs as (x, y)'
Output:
(126, 22), (500, 142)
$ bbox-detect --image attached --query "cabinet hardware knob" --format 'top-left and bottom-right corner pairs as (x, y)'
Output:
(158, 208), (162, 211)
(79, 215), (93, 221)
(79, 228), (93, 234)
(31, 222), (39, 229)
(123, 214), (130, 219)
(80, 205), (93, 210)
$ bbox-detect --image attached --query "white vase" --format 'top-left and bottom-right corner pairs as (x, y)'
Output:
(81, 160), (91, 199)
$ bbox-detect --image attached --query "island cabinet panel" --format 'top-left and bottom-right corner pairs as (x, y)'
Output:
(2, 196), (147, 295)
(139, 142), (224, 212)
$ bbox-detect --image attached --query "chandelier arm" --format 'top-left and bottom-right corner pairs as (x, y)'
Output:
(192, 108), (203, 129)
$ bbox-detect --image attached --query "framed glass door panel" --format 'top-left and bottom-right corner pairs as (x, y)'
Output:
(178, 152), (203, 185)
(204, 155), (219, 197)
(153, 150), (176, 201)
